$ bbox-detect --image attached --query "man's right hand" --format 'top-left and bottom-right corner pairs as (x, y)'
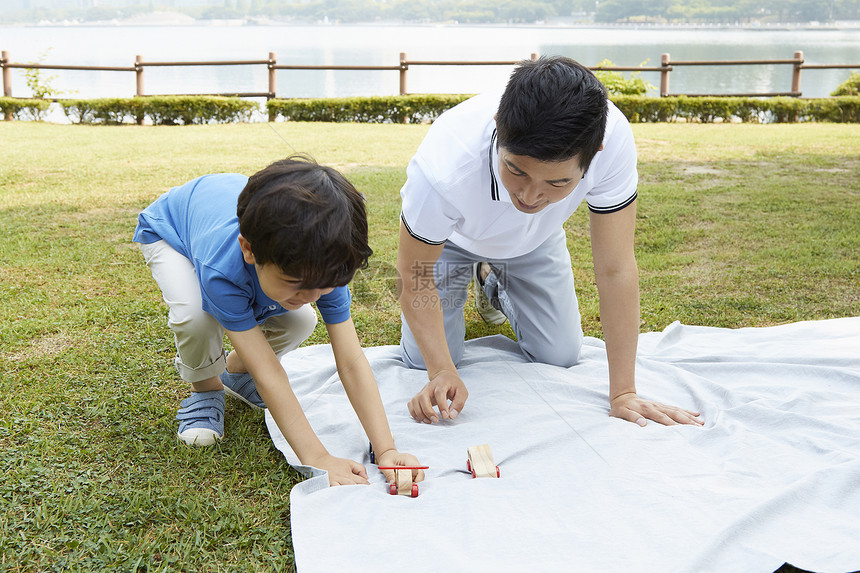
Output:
(407, 369), (469, 423)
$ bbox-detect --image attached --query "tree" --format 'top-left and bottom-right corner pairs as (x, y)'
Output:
(499, 0), (557, 22)
(594, 59), (656, 94)
(391, 0), (433, 21)
(831, 71), (860, 96)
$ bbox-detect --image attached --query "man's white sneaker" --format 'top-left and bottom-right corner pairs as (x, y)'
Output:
(473, 262), (507, 325)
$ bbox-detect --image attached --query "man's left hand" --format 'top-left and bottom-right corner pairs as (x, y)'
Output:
(610, 392), (703, 427)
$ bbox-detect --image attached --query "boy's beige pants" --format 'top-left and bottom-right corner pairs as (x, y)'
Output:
(139, 240), (318, 383)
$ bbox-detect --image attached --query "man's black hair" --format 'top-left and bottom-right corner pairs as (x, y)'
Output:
(496, 55), (608, 171)
(237, 155), (372, 289)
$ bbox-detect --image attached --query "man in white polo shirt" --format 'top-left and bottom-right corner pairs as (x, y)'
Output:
(397, 56), (703, 428)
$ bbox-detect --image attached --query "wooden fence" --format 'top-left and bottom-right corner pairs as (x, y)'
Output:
(1, 49), (859, 102)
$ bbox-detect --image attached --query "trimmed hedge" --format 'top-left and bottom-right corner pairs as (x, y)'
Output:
(144, 96), (259, 125)
(59, 96), (260, 125)
(269, 94), (859, 124)
(611, 95), (860, 123)
(0, 97), (52, 120)
(3, 94), (857, 124)
(60, 97), (146, 124)
(266, 94), (474, 123)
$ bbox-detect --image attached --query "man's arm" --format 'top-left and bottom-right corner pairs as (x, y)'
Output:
(226, 326), (370, 484)
(590, 200), (702, 426)
(326, 317), (425, 484)
(396, 222), (469, 423)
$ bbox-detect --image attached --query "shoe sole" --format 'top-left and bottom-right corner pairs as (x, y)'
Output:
(473, 263), (508, 325)
(177, 428), (222, 446)
(223, 386), (265, 410)
(478, 311), (507, 326)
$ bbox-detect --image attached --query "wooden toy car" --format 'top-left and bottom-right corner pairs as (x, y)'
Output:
(466, 444), (500, 478)
(377, 466), (429, 497)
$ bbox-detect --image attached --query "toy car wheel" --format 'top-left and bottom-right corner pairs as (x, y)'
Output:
(411, 484), (419, 498)
(389, 483), (397, 496)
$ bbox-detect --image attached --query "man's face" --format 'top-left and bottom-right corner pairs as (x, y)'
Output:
(498, 147), (585, 214)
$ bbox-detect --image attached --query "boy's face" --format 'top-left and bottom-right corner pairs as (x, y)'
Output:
(239, 235), (334, 309)
(256, 264), (334, 310)
(497, 146), (586, 214)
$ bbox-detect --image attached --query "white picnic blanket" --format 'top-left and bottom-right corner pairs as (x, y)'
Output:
(265, 318), (860, 573)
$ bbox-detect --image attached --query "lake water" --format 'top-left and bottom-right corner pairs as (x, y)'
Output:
(1, 23), (858, 118)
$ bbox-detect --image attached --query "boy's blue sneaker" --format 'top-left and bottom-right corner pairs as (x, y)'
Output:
(176, 390), (224, 446)
(220, 370), (266, 410)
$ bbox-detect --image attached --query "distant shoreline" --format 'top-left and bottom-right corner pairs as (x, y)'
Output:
(3, 15), (860, 31)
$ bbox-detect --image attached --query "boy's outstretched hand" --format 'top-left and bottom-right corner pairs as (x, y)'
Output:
(609, 391), (704, 427)
(376, 449), (426, 485)
(310, 452), (370, 486)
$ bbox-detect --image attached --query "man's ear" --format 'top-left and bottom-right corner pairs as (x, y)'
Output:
(238, 234), (256, 265)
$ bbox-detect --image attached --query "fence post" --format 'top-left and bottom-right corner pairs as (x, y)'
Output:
(791, 50), (803, 96)
(135, 55), (144, 97)
(268, 51), (277, 122)
(134, 55), (145, 124)
(399, 52), (407, 96)
(660, 52), (670, 97)
(268, 51), (277, 98)
(1, 50), (10, 97)
(2, 50), (11, 121)
(1, 50), (11, 121)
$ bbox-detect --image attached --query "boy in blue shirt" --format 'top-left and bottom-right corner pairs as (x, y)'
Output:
(134, 156), (423, 487)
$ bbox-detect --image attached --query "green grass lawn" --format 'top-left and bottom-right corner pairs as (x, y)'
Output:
(0, 121), (857, 571)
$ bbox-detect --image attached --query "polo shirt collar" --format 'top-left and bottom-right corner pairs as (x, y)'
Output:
(247, 261), (281, 311)
(489, 129), (512, 205)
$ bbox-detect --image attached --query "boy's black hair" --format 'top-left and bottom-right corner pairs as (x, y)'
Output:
(237, 155), (372, 290)
(496, 55), (608, 171)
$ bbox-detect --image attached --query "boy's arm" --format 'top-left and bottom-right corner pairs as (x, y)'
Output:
(589, 200), (702, 427)
(326, 317), (425, 483)
(226, 326), (370, 485)
(396, 222), (469, 423)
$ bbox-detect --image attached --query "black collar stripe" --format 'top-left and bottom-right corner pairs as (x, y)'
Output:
(488, 129), (500, 201)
